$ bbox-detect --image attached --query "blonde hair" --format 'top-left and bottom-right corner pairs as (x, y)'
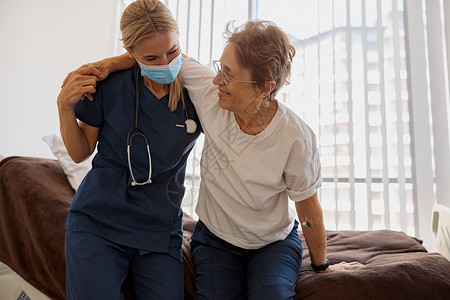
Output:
(225, 20), (296, 101)
(120, 0), (183, 111)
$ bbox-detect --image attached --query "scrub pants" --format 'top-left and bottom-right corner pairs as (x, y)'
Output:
(65, 230), (183, 300)
(190, 221), (303, 300)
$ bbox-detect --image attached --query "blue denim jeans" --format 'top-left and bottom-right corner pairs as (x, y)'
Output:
(190, 220), (303, 300)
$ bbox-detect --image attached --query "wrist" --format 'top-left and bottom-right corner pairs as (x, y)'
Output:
(103, 57), (115, 73)
(57, 100), (75, 114)
(311, 258), (330, 272)
(110, 53), (135, 72)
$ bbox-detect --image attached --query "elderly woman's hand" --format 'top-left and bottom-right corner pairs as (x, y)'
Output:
(61, 54), (136, 101)
(318, 261), (364, 273)
(57, 65), (103, 110)
(60, 63), (106, 101)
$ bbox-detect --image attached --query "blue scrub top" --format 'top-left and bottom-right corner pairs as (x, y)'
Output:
(64, 66), (201, 254)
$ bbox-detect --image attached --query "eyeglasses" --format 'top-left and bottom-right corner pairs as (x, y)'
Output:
(212, 60), (257, 85)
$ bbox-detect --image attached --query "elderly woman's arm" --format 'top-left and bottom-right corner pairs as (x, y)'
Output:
(295, 193), (365, 273)
(61, 53), (135, 94)
(295, 193), (328, 268)
(80, 54), (217, 109)
(93, 53), (136, 76)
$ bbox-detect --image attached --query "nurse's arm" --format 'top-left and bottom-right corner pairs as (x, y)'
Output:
(57, 66), (101, 163)
(295, 193), (328, 270)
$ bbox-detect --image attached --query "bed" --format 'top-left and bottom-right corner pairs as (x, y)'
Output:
(0, 156), (449, 299)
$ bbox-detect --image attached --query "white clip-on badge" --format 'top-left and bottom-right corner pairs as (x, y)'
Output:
(185, 119), (197, 133)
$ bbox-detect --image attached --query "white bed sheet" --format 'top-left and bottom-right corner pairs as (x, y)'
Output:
(0, 262), (52, 300)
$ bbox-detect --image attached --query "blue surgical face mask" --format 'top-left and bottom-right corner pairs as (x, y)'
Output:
(135, 52), (184, 84)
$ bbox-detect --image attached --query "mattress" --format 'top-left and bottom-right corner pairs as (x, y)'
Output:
(432, 203), (450, 260)
(2, 156), (450, 299)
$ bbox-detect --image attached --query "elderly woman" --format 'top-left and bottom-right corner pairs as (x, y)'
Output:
(181, 21), (325, 300)
(85, 18), (362, 300)
(57, 0), (200, 298)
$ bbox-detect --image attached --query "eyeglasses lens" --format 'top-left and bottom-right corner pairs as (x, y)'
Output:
(213, 60), (230, 85)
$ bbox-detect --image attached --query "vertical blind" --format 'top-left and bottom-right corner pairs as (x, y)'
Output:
(119, 0), (450, 244)
(261, 0), (415, 234)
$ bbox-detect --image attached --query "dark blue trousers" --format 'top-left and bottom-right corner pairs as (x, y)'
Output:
(65, 230), (184, 300)
(190, 221), (303, 300)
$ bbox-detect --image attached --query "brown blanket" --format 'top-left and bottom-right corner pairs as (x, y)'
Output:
(0, 157), (71, 299)
(1, 156), (450, 299)
(295, 230), (450, 299)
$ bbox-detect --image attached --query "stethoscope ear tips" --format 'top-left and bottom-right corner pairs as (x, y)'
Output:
(131, 179), (152, 186)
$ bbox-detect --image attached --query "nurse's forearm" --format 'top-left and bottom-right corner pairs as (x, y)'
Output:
(58, 106), (91, 164)
(57, 64), (101, 163)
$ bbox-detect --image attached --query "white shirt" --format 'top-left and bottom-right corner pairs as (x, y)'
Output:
(181, 58), (322, 249)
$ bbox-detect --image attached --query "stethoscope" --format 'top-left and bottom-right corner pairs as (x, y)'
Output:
(127, 66), (197, 186)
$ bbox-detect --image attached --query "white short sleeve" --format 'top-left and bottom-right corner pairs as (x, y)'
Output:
(180, 57), (217, 112)
(284, 130), (322, 202)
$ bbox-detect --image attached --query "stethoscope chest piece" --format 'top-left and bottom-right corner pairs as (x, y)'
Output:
(185, 119), (197, 134)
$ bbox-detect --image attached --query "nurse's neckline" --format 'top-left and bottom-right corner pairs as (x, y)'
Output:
(141, 75), (169, 100)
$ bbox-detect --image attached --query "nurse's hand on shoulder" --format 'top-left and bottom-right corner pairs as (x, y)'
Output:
(58, 65), (103, 110)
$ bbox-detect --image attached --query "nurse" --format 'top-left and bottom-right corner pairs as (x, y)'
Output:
(57, 0), (200, 299)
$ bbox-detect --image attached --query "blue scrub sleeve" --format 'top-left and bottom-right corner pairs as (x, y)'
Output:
(74, 85), (103, 128)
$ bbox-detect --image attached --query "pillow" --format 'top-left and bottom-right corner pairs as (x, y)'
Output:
(42, 134), (93, 191)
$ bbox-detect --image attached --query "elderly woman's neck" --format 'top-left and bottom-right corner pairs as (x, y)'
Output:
(234, 100), (278, 135)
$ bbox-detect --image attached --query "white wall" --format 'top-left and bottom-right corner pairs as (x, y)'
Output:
(0, 0), (119, 159)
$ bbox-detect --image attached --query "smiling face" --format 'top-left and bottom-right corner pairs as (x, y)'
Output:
(129, 31), (180, 66)
(212, 43), (261, 113)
